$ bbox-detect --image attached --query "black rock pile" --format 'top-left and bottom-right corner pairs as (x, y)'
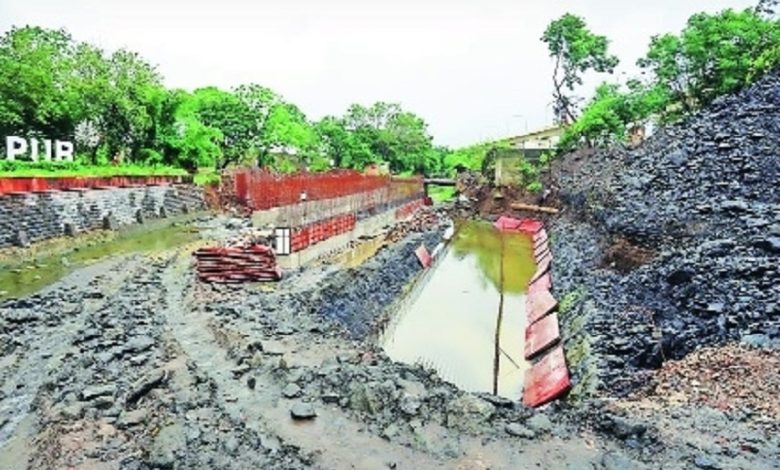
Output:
(552, 70), (780, 396)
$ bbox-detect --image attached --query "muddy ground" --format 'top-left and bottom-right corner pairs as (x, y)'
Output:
(0, 210), (776, 469)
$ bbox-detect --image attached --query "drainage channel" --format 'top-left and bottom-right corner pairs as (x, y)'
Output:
(381, 220), (537, 399)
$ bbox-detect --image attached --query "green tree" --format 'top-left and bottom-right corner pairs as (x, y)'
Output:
(315, 116), (374, 169)
(340, 102), (434, 173)
(259, 102), (319, 171)
(98, 49), (163, 162)
(188, 87), (255, 168)
(0, 26), (77, 139)
(157, 89), (222, 171)
(638, 7), (780, 115)
(542, 14), (619, 124)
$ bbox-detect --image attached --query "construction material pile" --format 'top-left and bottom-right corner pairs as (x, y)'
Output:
(386, 205), (446, 243)
(194, 245), (281, 283)
(642, 343), (780, 421)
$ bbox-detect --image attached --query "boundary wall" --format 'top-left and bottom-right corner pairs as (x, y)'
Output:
(0, 180), (204, 249)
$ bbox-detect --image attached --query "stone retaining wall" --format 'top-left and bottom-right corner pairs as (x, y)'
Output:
(0, 184), (204, 248)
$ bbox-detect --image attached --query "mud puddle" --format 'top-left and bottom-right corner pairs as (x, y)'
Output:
(381, 220), (536, 399)
(0, 221), (199, 300)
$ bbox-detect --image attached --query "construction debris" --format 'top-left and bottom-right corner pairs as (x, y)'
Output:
(510, 203), (560, 214)
(194, 245), (281, 283)
(642, 344), (780, 420)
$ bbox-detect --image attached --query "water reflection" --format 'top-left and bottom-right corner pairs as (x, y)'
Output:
(382, 220), (536, 399)
(0, 222), (199, 300)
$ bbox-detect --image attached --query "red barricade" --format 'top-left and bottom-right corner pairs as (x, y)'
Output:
(0, 175), (191, 196)
(232, 169), (423, 211)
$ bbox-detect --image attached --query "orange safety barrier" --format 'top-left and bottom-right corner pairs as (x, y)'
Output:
(290, 213), (357, 252)
(0, 175), (191, 196)
(494, 215), (544, 234)
(232, 169), (424, 211)
(507, 217), (572, 408)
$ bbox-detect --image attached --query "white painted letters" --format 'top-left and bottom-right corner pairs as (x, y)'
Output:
(55, 140), (74, 161)
(4, 136), (74, 162)
(6, 136), (27, 161)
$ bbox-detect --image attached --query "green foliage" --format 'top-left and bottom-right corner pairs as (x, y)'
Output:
(555, 6), (779, 155)
(0, 160), (186, 177)
(638, 7), (780, 116)
(0, 25), (439, 177)
(444, 141), (509, 177)
(542, 14), (619, 124)
(314, 102), (437, 175)
(427, 185), (456, 203)
(261, 102), (319, 169)
(193, 169), (221, 186)
(516, 157), (543, 192)
(526, 181), (543, 193)
(559, 287), (585, 317)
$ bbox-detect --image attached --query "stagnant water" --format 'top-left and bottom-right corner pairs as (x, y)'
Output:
(0, 220), (200, 301)
(382, 220), (536, 399)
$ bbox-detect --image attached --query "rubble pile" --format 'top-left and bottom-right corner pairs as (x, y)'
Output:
(550, 70), (780, 395)
(644, 344), (780, 421)
(385, 206), (448, 243)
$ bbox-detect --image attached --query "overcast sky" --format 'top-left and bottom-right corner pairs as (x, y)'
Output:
(0, 0), (756, 147)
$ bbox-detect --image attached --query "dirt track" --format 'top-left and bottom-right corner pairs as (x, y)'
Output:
(0, 217), (778, 469)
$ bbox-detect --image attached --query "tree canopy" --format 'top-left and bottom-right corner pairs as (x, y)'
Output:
(0, 26), (441, 175)
(554, 5), (780, 153)
(541, 14), (619, 124)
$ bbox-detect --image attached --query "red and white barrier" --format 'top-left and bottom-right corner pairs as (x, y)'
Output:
(495, 216), (571, 408)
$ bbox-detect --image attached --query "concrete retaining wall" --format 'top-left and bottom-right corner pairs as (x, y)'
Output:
(0, 184), (205, 248)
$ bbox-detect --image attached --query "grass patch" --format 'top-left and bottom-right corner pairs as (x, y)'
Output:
(559, 287), (585, 316)
(0, 161), (188, 178)
(427, 184), (456, 203)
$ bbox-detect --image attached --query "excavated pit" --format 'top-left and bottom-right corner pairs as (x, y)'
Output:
(380, 220), (537, 399)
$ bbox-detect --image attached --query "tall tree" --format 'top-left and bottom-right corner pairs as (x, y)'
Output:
(638, 8), (780, 113)
(187, 87), (255, 168)
(541, 14), (619, 124)
(0, 26), (77, 139)
(259, 102), (319, 170)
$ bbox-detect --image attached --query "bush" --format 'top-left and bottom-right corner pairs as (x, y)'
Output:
(526, 181), (543, 193)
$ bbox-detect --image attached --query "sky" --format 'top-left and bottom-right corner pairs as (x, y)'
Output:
(0, 0), (757, 147)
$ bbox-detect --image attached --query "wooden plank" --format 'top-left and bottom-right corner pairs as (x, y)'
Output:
(510, 203), (560, 214)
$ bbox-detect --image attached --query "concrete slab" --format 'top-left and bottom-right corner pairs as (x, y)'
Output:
(524, 313), (560, 359)
(528, 272), (552, 294)
(523, 345), (571, 408)
(526, 289), (558, 324)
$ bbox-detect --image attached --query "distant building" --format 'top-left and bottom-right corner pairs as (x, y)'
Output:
(499, 125), (563, 151)
(494, 125), (563, 186)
